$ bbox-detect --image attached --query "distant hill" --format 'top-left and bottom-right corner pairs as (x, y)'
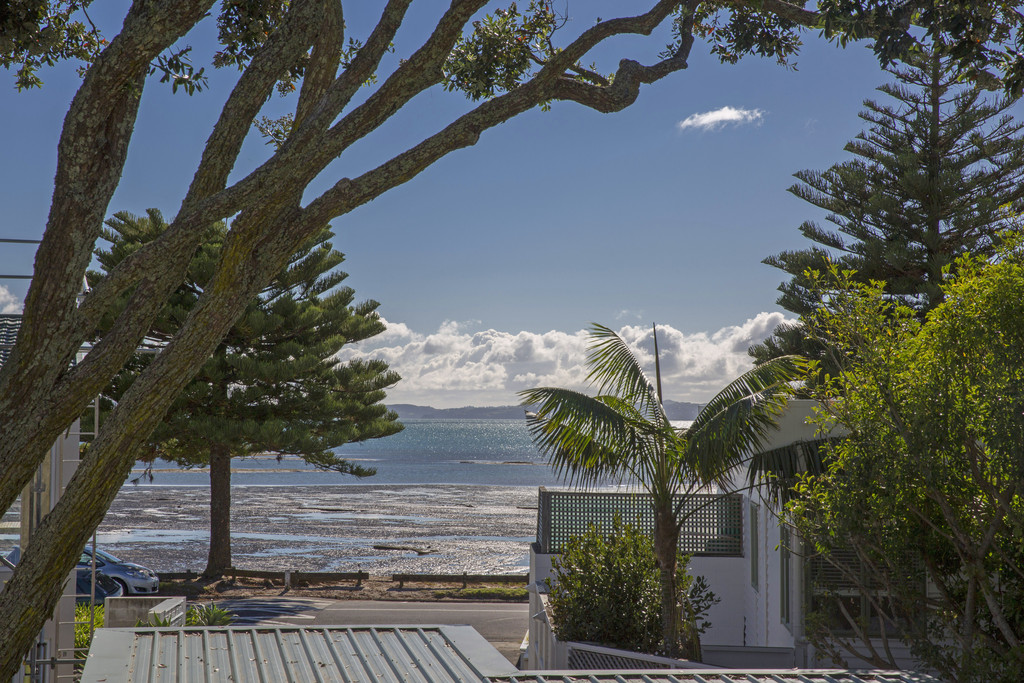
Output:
(389, 400), (703, 421)
(389, 404), (527, 420)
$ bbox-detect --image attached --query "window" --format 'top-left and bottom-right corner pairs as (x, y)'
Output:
(780, 526), (791, 628)
(750, 502), (759, 591)
(807, 550), (924, 637)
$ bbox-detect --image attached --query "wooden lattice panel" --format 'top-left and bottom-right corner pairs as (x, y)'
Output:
(537, 488), (743, 556)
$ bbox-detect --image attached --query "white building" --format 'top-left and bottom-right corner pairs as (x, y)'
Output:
(1, 313), (83, 682)
(525, 400), (921, 672)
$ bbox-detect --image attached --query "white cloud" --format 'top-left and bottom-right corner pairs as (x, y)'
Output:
(0, 286), (22, 314)
(615, 309), (644, 321)
(337, 313), (796, 408)
(677, 106), (765, 132)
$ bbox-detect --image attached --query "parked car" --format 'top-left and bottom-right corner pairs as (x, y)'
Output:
(78, 547), (160, 595)
(74, 567), (123, 604)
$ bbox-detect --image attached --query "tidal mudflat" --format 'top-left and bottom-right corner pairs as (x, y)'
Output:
(92, 484), (539, 575)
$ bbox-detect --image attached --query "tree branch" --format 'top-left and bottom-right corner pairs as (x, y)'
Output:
(312, 0), (489, 168)
(306, 3), (699, 222)
(0, 0), (215, 520)
(78, 0), (325, 328)
(70, 0), (329, 405)
(294, 0), (345, 127)
(549, 56), (688, 113)
(308, 0), (413, 124)
(184, 0), (324, 204)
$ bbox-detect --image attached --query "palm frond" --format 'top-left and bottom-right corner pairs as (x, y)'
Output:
(685, 356), (806, 486)
(689, 355), (805, 435)
(518, 386), (654, 488)
(585, 324), (666, 425)
(746, 437), (836, 507)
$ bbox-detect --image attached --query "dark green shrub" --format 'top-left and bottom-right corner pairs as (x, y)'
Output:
(546, 516), (717, 656)
(186, 603), (234, 626)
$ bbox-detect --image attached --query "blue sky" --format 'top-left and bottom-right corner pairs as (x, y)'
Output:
(0, 3), (966, 407)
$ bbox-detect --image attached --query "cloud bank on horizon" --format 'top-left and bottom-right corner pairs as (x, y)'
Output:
(0, 286), (792, 409)
(336, 313), (795, 409)
(678, 106), (765, 131)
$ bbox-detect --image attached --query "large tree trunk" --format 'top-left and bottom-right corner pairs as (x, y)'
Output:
(0, 208), (311, 675)
(0, 3), (705, 674)
(204, 445), (232, 577)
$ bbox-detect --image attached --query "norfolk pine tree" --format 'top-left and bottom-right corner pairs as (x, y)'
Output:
(3, 1), (1024, 673)
(91, 210), (402, 577)
(750, 49), (1024, 369)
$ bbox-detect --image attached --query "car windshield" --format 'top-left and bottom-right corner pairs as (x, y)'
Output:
(93, 548), (122, 564)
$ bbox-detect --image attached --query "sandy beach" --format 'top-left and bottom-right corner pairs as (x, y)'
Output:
(90, 484), (540, 575)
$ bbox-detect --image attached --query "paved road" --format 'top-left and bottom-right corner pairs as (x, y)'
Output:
(215, 598), (529, 665)
(214, 597), (333, 626)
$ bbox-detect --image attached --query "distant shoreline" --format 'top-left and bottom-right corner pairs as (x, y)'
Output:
(390, 401), (702, 421)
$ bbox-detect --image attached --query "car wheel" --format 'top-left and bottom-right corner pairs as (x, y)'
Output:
(113, 578), (130, 596)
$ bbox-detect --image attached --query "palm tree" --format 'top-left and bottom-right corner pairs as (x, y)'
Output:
(519, 323), (802, 659)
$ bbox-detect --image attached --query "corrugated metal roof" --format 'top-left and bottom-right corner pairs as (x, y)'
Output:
(82, 625), (942, 683)
(0, 314), (20, 366)
(83, 625), (518, 683)
(489, 673), (940, 683)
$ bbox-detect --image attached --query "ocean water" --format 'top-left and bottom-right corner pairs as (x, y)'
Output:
(133, 419), (569, 487)
(2, 419), (654, 571)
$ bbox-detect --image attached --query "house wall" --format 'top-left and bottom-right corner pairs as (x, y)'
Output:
(738, 402), (929, 671)
(688, 555), (746, 647)
(526, 400), (878, 670)
(6, 424), (82, 678)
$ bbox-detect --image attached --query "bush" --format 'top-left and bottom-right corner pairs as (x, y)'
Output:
(186, 603), (234, 626)
(74, 604), (104, 662)
(546, 517), (717, 655)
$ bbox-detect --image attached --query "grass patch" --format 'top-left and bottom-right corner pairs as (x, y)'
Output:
(433, 586), (528, 601)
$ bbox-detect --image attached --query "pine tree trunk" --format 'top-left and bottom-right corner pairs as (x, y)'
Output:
(204, 445), (232, 577)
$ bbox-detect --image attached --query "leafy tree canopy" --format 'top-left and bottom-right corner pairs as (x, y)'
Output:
(7, 3), (1024, 94)
(751, 49), (1024, 379)
(788, 241), (1024, 681)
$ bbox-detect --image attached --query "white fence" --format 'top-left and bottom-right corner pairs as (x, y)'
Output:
(526, 591), (710, 670)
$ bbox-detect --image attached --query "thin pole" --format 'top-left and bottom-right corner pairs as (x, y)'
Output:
(652, 322), (663, 405)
